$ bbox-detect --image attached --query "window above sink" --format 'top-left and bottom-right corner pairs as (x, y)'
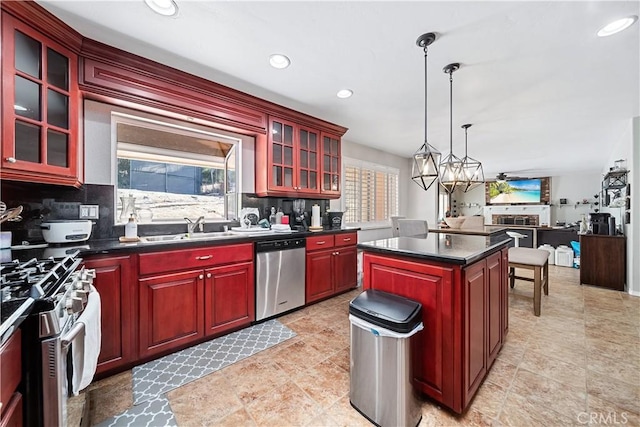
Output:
(113, 113), (241, 225)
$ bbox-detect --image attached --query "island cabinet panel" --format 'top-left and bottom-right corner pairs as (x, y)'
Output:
(362, 248), (508, 414)
(83, 255), (137, 375)
(204, 261), (255, 337)
(362, 253), (456, 406)
(501, 248), (509, 337)
(138, 270), (205, 359)
(463, 260), (487, 408)
(487, 251), (503, 366)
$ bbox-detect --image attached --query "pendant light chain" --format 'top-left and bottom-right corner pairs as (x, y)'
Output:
(449, 70), (453, 154)
(411, 32), (441, 191)
(424, 45), (428, 144)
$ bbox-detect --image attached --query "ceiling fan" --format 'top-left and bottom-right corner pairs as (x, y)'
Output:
(495, 172), (528, 181)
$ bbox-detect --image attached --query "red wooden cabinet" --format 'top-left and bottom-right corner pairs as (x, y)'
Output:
(83, 255), (136, 375)
(362, 248), (508, 414)
(138, 243), (254, 358)
(256, 116), (322, 198)
(463, 259), (487, 409)
(0, 11), (81, 187)
(320, 132), (341, 197)
(1, 330), (21, 422)
(306, 233), (357, 304)
(362, 253), (455, 405)
(306, 249), (335, 302)
(138, 270), (205, 359)
(204, 261), (255, 337)
(486, 251), (503, 366)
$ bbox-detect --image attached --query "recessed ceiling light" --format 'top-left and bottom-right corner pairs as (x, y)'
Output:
(597, 15), (638, 37)
(269, 54), (291, 69)
(144, 0), (178, 17)
(337, 89), (353, 99)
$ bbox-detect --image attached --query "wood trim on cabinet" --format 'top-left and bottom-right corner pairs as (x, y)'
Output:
(1, 1), (82, 52)
(79, 38), (348, 136)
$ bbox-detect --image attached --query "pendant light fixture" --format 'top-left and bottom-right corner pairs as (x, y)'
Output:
(411, 32), (442, 191)
(438, 63), (464, 194)
(460, 124), (485, 192)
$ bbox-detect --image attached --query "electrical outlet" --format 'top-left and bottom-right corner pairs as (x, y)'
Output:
(79, 204), (99, 219)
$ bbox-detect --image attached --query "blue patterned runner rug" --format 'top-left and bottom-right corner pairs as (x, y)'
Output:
(133, 319), (296, 404)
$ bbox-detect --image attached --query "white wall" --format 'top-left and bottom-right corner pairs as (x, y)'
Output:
(549, 174), (602, 225)
(83, 99), (255, 191)
(601, 117), (638, 296)
(631, 117), (639, 296)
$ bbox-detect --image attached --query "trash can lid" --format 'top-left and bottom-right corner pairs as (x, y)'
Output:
(349, 289), (422, 333)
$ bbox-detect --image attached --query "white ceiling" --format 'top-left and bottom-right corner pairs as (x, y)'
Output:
(37, 0), (640, 178)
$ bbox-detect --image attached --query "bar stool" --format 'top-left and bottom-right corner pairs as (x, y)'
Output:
(506, 231), (527, 247)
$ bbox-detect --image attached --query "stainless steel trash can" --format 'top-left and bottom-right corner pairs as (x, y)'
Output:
(349, 289), (423, 427)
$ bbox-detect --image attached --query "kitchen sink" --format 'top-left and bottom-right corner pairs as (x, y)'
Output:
(140, 234), (188, 242)
(186, 231), (238, 239)
(140, 231), (241, 243)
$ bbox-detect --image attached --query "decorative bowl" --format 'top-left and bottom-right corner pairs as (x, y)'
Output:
(444, 216), (467, 229)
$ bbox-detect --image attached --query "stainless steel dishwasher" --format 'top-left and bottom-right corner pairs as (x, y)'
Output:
(255, 237), (306, 321)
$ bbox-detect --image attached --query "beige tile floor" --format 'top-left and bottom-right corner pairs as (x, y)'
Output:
(81, 265), (640, 426)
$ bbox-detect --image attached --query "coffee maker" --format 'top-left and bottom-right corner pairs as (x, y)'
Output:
(589, 212), (610, 235)
(290, 199), (309, 231)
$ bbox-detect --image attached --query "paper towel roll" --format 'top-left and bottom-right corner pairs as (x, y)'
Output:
(312, 205), (321, 227)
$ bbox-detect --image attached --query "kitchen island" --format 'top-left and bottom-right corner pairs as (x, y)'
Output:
(358, 233), (510, 414)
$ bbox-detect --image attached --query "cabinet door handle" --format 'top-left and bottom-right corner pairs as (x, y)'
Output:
(5, 157), (16, 163)
(206, 273), (212, 278)
(316, 241), (326, 245)
(335, 251), (340, 255)
(196, 255), (213, 260)
(199, 274), (204, 279)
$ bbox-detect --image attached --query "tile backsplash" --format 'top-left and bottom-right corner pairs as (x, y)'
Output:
(0, 181), (334, 245)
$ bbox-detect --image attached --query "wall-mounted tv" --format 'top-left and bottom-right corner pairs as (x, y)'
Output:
(488, 179), (541, 204)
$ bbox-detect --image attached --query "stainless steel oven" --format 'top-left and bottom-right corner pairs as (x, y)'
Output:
(1, 252), (98, 427)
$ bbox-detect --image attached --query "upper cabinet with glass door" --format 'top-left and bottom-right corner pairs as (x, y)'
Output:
(1, 12), (81, 186)
(256, 116), (323, 197)
(321, 132), (341, 197)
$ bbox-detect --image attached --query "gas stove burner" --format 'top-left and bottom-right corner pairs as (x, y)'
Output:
(0, 252), (81, 300)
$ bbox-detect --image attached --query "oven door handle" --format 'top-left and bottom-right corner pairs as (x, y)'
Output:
(61, 322), (85, 351)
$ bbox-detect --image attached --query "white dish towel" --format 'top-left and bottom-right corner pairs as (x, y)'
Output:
(71, 284), (101, 395)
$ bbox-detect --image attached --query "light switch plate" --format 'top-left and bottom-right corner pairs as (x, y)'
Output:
(79, 204), (100, 219)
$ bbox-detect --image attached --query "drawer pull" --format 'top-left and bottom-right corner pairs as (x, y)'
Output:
(196, 255), (213, 260)
(316, 241), (326, 245)
(342, 238), (351, 242)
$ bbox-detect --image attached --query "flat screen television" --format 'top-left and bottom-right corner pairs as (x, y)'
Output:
(488, 179), (541, 204)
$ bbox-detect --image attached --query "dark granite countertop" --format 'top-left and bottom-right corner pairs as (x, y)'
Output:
(428, 225), (507, 236)
(358, 233), (510, 265)
(4, 227), (360, 261)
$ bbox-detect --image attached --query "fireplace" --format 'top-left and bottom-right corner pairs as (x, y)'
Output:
(483, 205), (550, 227)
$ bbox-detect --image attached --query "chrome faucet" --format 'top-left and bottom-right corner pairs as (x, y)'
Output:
(185, 216), (205, 234)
